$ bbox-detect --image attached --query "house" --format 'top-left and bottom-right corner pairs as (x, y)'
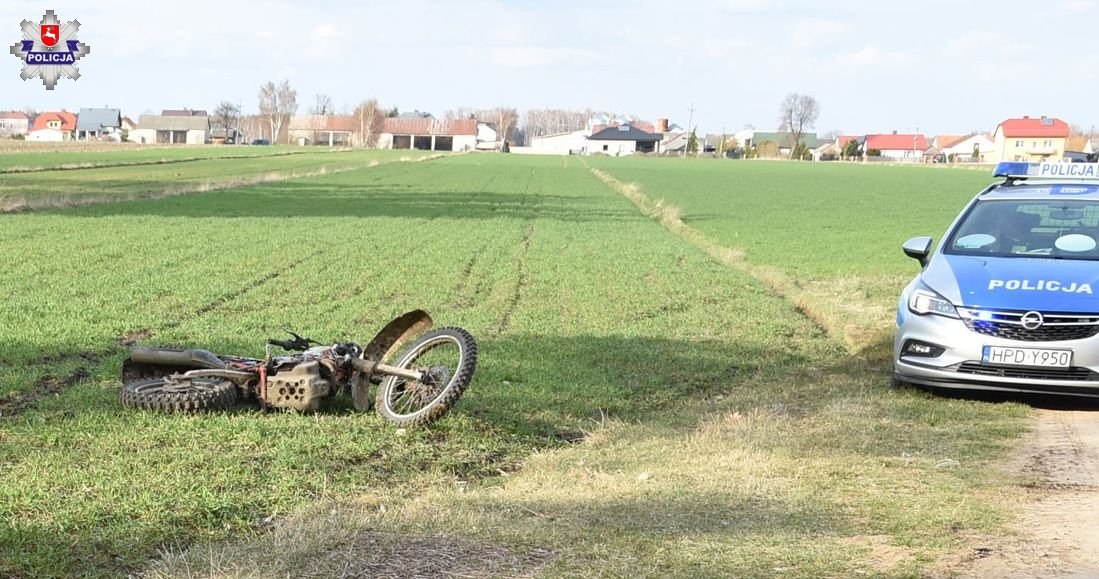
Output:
(529, 129), (590, 155)
(75, 108), (122, 141)
(476, 122), (499, 150)
(586, 123), (662, 155)
(745, 131), (819, 158)
(26, 110), (77, 141)
(991, 115), (1069, 162)
(289, 115), (357, 146)
(378, 118), (477, 151)
(121, 116), (137, 132)
(163, 109), (208, 117)
(863, 132), (928, 161)
(940, 133), (995, 163)
(130, 114), (210, 144)
(813, 140), (844, 161)
(0, 111), (30, 137)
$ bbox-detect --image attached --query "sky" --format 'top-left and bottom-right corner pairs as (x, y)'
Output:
(3, 0), (1099, 137)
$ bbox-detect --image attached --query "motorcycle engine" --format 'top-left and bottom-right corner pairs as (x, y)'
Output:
(265, 360), (331, 411)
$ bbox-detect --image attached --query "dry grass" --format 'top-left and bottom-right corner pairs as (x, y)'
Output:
(146, 501), (554, 579)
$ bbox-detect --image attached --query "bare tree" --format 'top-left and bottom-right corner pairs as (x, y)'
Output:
(477, 107), (518, 147)
(522, 108), (602, 139)
(353, 98), (384, 147)
(213, 101), (240, 143)
(312, 93), (334, 115)
(258, 80), (298, 144)
(778, 93), (819, 158)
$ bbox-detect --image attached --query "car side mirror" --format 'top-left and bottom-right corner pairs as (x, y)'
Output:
(902, 236), (933, 267)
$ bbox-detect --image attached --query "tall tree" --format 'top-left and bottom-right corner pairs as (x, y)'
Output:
(312, 93), (334, 115)
(212, 101), (240, 143)
(258, 80), (298, 144)
(778, 93), (819, 159)
(352, 98), (384, 147)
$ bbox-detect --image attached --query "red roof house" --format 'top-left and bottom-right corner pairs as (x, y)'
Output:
(863, 132), (928, 160)
(996, 116), (1069, 138)
(27, 110), (77, 141)
(992, 116), (1070, 162)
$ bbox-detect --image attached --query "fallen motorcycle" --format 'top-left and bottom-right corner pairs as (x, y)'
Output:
(118, 310), (476, 426)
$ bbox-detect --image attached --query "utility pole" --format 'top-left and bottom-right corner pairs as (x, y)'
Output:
(683, 103), (695, 158)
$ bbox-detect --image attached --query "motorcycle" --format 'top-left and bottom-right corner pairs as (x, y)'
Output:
(118, 310), (477, 426)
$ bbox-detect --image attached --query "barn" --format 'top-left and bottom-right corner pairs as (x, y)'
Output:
(378, 118), (477, 151)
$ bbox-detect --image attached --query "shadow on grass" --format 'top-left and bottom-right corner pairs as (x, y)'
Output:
(0, 331), (814, 578)
(47, 181), (638, 222)
(845, 333), (1099, 412)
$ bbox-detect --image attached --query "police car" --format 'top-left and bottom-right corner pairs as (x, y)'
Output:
(895, 161), (1099, 396)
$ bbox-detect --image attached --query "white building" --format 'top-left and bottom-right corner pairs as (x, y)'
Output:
(940, 133), (995, 162)
(585, 124), (662, 156)
(529, 129), (590, 155)
(130, 114), (209, 144)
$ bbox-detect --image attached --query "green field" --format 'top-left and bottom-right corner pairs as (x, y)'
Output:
(0, 153), (1030, 578)
(0, 144), (327, 173)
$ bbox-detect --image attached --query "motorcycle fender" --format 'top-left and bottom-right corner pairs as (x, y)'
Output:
(353, 310), (432, 413)
(363, 310), (433, 364)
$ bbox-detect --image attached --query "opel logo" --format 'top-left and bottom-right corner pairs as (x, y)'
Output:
(1020, 311), (1045, 330)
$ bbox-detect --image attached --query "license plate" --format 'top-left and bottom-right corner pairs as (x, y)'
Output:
(982, 346), (1073, 368)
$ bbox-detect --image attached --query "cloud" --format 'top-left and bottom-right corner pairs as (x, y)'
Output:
(1058, 0), (1094, 12)
(791, 18), (853, 49)
(830, 45), (919, 75)
(492, 46), (601, 68)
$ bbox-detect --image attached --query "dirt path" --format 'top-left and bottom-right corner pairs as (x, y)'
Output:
(960, 409), (1099, 578)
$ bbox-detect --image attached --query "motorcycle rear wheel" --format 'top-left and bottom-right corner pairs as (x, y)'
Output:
(375, 327), (477, 426)
(120, 377), (238, 412)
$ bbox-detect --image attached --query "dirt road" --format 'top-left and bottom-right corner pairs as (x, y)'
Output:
(961, 409), (1099, 578)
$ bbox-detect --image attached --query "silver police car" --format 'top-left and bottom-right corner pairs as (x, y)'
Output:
(894, 162), (1099, 396)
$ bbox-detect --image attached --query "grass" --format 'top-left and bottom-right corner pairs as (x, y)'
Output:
(0, 153), (1031, 578)
(586, 157), (1000, 350)
(0, 148), (430, 210)
(0, 144), (326, 173)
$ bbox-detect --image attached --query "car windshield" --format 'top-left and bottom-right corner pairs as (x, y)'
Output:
(945, 199), (1099, 260)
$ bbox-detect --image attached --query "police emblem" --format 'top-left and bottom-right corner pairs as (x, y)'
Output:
(9, 10), (90, 90)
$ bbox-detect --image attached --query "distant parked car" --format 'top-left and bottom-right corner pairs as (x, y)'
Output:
(251, 138), (271, 145)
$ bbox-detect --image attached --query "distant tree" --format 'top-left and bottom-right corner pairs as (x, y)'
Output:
(687, 130), (699, 154)
(756, 141), (779, 158)
(352, 98), (384, 147)
(312, 94), (334, 115)
(972, 142), (981, 162)
(258, 80), (297, 144)
(791, 142), (811, 161)
(720, 136), (737, 154)
(867, 148), (882, 157)
(212, 101), (240, 143)
(386, 107), (399, 118)
(521, 108), (604, 139)
(842, 139), (860, 159)
(778, 93), (820, 159)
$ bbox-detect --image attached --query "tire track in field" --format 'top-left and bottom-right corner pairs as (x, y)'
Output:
(490, 224), (535, 336)
(450, 242), (490, 310)
(587, 166), (838, 345)
(159, 250), (323, 331)
(488, 169), (542, 336)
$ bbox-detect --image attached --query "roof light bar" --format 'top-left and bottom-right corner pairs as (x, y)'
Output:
(993, 162), (1099, 180)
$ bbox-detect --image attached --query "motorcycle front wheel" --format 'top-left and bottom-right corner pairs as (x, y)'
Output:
(375, 327), (477, 426)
